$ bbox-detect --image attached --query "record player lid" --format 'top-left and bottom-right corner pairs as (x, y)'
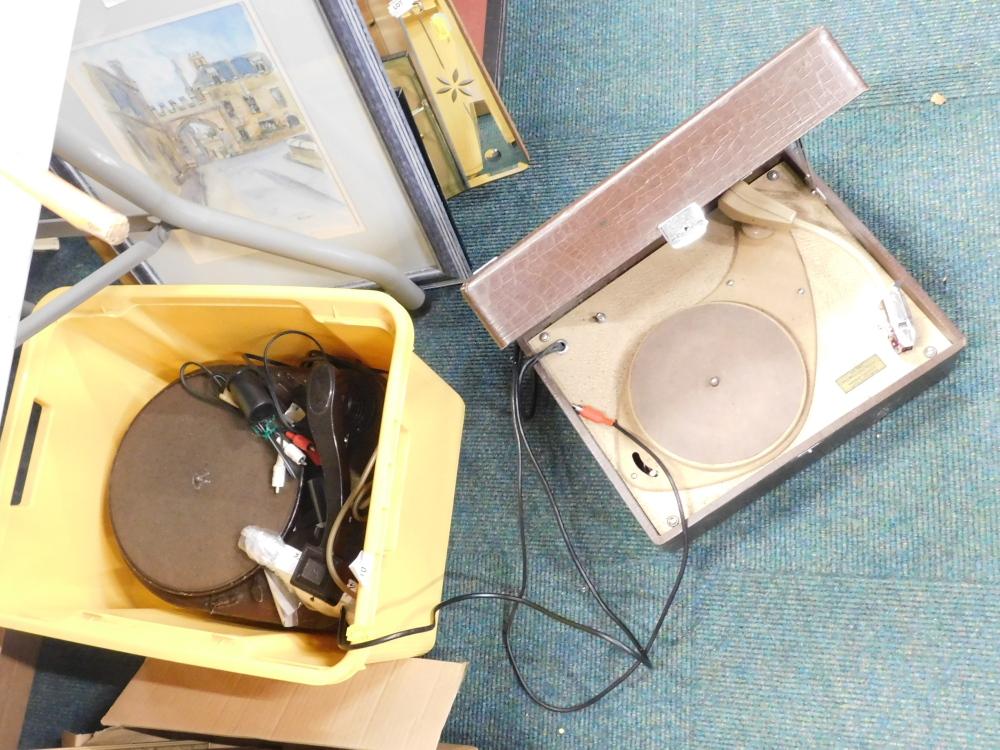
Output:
(463, 27), (868, 348)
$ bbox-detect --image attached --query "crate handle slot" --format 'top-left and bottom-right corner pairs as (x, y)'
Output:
(9, 402), (43, 506)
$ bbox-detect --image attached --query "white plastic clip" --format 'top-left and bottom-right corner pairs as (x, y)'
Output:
(271, 455), (286, 493)
(658, 203), (708, 249)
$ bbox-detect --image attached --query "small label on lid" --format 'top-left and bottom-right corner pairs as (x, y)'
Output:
(658, 203), (708, 249)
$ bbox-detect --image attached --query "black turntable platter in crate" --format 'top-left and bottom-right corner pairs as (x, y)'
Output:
(109, 369), (332, 628)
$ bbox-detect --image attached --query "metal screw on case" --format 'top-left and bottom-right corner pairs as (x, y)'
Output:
(924, 346), (938, 358)
(726, 279), (735, 286)
(797, 288), (806, 294)
(667, 516), (679, 527)
(709, 377), (720, 387)
(594, 312), (607, 323)
(767, 170), (780, 181)
(539, 332), (551, 342)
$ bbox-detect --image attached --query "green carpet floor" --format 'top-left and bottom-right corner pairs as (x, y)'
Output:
(16, 2), (1000, 748)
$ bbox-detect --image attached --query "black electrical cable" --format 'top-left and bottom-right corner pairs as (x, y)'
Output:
(506, 343), (648, 663)
(497, 343), (688, 712)
(180, 360), (298, 478)
(179, 361), (240, 414)
(333, 341), (690, 712)
(335, 591), (646, 661)
(512, 347), (540, 420)
(257, 332), (390, 435)
(177, 335), (687, 710)
(242, 352), (293, 368)
(261, 330), (327, 430)
(300, 348), (389, 376)
(183, 333), (383, 427)
(612, 422), (689, 645)
(255, 330), (386, 480)
(332, 345), (656, 669)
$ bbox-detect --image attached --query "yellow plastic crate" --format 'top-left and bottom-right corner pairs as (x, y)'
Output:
(0, 286), (464, 684)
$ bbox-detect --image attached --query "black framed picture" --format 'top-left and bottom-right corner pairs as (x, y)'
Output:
(60, 0), (470, 289)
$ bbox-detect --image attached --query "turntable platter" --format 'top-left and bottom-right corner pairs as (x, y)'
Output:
(109, 377), (299, 596)
(628, 302), (807, 466)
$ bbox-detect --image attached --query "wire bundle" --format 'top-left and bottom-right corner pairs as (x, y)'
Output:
(179, 359), (300, 479)
(180, 333), (690, 711)
(337, 341), (691, 712)
(180, 330), (384, 599)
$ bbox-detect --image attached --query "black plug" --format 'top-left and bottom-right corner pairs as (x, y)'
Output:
(227, 368), (276, 424)
(290, 544), (341, 602)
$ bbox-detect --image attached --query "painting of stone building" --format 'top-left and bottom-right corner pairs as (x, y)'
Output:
(69, 3), (360, 241)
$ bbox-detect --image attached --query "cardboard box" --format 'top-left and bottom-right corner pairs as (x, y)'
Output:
(56, 727), (255, 750)
(0, 628), (42, 750)
(100, 659), (472, 750)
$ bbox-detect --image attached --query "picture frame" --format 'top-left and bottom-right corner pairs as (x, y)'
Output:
(383, 51), (466, 199)
(356, 0), (529, 194)
(59, 0), (470, 290)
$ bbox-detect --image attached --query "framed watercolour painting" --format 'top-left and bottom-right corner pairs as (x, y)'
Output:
(61, 0), (469, 288)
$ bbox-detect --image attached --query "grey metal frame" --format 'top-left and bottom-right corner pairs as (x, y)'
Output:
(482, 0), (510, 89)
(16, 122), (433, 346)
(17, 226), (170, 346)
(53, 124), (425, 310)
(48, 156), (162, 285)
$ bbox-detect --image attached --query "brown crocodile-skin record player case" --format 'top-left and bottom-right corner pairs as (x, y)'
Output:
(461, 27), (966, 546)
(464, 27), (868, 348)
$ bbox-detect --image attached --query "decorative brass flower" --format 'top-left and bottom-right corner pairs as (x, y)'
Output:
(436, 69), (474, 102)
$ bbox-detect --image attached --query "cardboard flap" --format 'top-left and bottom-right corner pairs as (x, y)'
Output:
(462, 27), (868, 348)
(0, 629), (42, 750)
(103, 659), (468, 750)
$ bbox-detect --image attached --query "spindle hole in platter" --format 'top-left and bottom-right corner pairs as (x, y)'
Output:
(628, 302), (807, 466)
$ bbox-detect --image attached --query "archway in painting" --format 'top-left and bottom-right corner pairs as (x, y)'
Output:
(176, 118), (236, 164)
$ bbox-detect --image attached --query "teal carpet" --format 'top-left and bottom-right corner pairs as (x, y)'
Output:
(424, 2), (1000, 747)
(17, 3), (1000, 749)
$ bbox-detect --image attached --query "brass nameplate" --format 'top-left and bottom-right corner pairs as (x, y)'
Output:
(837, 354), (886, 393)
